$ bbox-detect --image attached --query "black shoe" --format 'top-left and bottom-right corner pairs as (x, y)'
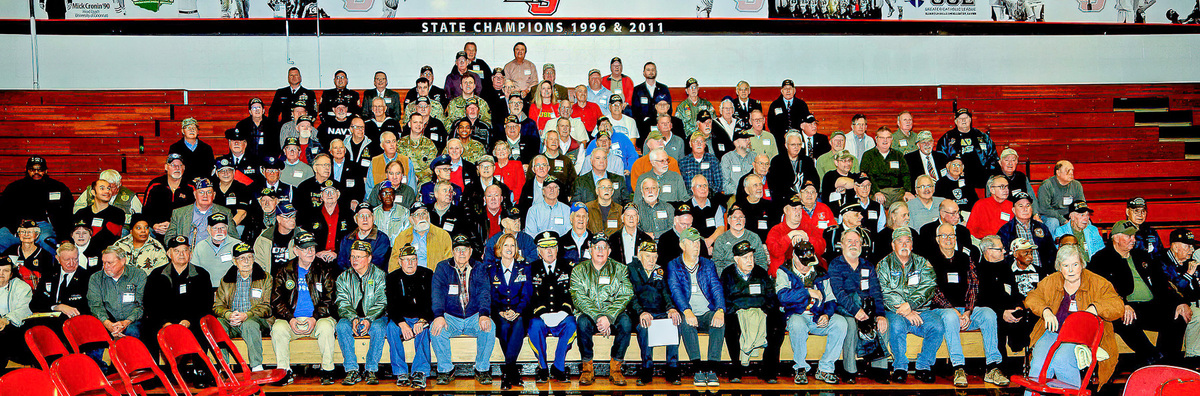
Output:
(342, 370), (362, 386)
(794, 371), (808, 385)
(866, 368), (889, 384)
(436, 371), (453, 385)
(500, 374), (513, 390)
(913, 369), (935, 384)
(637, 367), (652, 386)
(837, 370), (856, 384)
(550, 366), (569, 382)
(272, 371), (294, 386)
(665, 366), (681, 385)
(535, 368), (549, 383)
(364, 371), (379, 385)
(475, 369), (492, 385)
(395, 373), (411, 387)
(320, 371), (336, 385)
(890, 370), (907, 384)
(410, 372), (427, 389)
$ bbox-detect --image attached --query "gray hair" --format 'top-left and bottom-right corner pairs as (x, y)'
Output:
(979, 235), (1003, 251)
(1054, 246), (1085, 271)
(99, 169), (122, 184)
(101, 247), (128, 261)
(56, 241), (79, 256)
(987, 174), (1007, 189)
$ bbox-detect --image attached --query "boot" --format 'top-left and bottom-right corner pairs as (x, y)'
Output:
(609, 360), (627, 386)
(579, 361), (595, 386)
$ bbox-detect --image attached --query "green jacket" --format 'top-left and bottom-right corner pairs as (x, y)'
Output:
(675, 98), (714, 136)
(876, 252), (943, 312)
(87, 264), (147, 323)
(569, 258), (633, 320)
(336, 265), (387, 320)
(860, 148), (911, 194)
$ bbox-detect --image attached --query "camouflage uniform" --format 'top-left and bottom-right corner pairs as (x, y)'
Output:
(445, 97), (492, 127)
(396, 135), (439, 185)
(674, 98), (714, 136)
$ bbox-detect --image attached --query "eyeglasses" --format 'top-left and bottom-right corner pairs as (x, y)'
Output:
(917, 184), (934, 189)
(936, 234), (955, 238)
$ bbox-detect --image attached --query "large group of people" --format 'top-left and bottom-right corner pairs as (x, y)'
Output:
(0, 41), (1197, 392)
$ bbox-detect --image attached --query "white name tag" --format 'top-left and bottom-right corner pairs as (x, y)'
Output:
(889, 161), (900, 169)
(310, 148), (319, 154)
(431, 135), (440, 141)
(818, 220), (829, 229)
(258, 137), (265, 145)
(705, 218), (716, 227)
(360, 159), (371, 167)
(553, 217), (564, 225)
(656, 210), (668, 219)
(607, 220), (618, 228)
(774, 108), (782, 115)
(861, 279), (870, 290)
(908, 274), (919, 286)
(749, 284), (762, 295)
(584, 250), (591, 259)
(122, 292), (135, 303)
(763, 139), (772, 146)
(717, 144), (725, 151)
(317, 283), (324, 293)
(1004, 284), (1012, 294)
(292, 171), (304, 178)
(867, 210), (878, 220)
(448, 284), (460, 295)
(221, 254), (233, 262)
(700, 163), (710, 170)
(899, 140), (908, 147)
(555, 160), (564, 168)
(732, 165), (742, 173)
(1000, 212), (1011, 221)
(179, 284), (187, 294)
(49, 192), (61, 200)
(958, 179), (966, 188)
(861, 269), (870, 277)
(91, 218), (104, 228)
(1062, 196), (1073, 206)
(524, 70), (532, 75)
(662, 185), (672, 194)
(226, 197), (237, 205)
(346, 179), (355, 188)
(598, 276), (611, 285)
(251, 288), (263, 298)
(758, 220), (768, 229)
(1068, 300), (1078, 312)
(88, 257), (98, 268)
(444, 222), (455, 232)
(947, 272), (960, 284)
(384, 97), (393, 103)
(640, 97), (648, 104)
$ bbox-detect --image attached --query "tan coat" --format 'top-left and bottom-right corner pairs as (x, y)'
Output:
(387, 225), (452, 273)
(1024, 269), (1124, 388)
(585, 200), (624, 236)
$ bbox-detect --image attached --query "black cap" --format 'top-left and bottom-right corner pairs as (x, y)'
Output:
(452, 234), (473, 248)
(261, 156), (283, 170)
(26, 156), (46, 169)
(732, 240), (755, 256)
(232, 243), (253, 257)
(1170, 228), (1200, 246)
(455, 51), (468, 60)
(247, 97), (264, 109)
(609, 94), (623, 104)
(73, 219), (90, 232)
(786, 193), (806, 207)
(839, 203), (866, 215)
(588, 233), (610, 249)
(430, 155), (452, 169)
(356, 201), (373, 214)
(410, 200), (428, 214)
(420, 65), (433, 74)
(1127, 197), (1147, 209)
(955, 108), (973, 118)
(792, 240), (816, 263)
(696, 109), (712, 123)
(502, 205), (522, 220)
(295, 231), (318, 248)
(207, 212), (228, 226)
(733, 130), (755, 140)
(225, 128), (247, 141)
(801, 114), (817, 124)
(781, 79), (795, 88)
(166, 235), (190, 249)
(166, 153), (184, 165)
(1069, 200), (1094, 214)
(216, 157), (234, 171)
(283, 137), (301, 148)
(1009, 191), (1033, 204)
(18, 219), (37, 229)
(674, 203), (694, 217)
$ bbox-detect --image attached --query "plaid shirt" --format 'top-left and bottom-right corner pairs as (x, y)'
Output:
(1014, 221), (1042, 267)
(233, 275), (252, 312)
(678, 152), (724, 192)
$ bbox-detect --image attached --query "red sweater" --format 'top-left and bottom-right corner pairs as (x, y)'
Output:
(766, 202), (834, 274)
(572, 102), (603, 133)
(966, 197), (1014, 239)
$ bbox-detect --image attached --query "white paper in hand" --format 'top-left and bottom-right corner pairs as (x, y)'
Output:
(647, 318), (680, 347)
(541, 311), (568, 327)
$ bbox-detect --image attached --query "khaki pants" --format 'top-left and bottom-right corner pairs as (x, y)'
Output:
(879, 187), (907, 210)
(270, 317), (337, 371)
(1185, 306), (1200, 358)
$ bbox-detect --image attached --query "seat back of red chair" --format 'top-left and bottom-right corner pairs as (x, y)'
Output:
(1123, 365), (1200, 396)
(24, 325), (69, 370)
(0, 368), (58, 396)
(158, 324), (225, 396)
(198, 315), (251, 385)
(50, 353), (119, 396)
(110, 336), (179, 396)
(63, 315), (112, 354)
(1036, 311), (1104, 389)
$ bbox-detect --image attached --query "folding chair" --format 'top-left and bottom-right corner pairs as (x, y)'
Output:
(24, 325), (69, 370)
(63, 315), (112, 353)
(198, 315), (287, 386)
(1123, 365), (1200, 396)
(49, 353), (122, 396)
(1010, 311), (1104, 396)
(109, 336), (179, 396)
(0, 367), (57, 396)
(157, 324), (262, 396)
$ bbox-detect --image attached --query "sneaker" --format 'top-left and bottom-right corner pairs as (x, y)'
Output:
(366, 371), (380, 385)
(410, 372), (427, 389)
(705, 371), (720, 387)
(953, 367), (968, 387)
(889, 370), (907, 384)
(983, 367), (1009, 386)
(693, 372), (706, 387)
(475, 370), (492, 385)
(342, 370), (362, 386)
(273, 371), (294, 386)
(794, 371), (808, 385)
(395, 373), (410, 387)
(320, 370), (336, 385)
(815, 370), (839, 384)
(436, 371), (453, 385)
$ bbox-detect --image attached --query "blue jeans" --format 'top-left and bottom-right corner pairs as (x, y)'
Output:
(786, 312), (848, 374)
(86, 320), (143, 372)
(430, 314), (495, 374)
(1025, 332), (1081, 396)
(385, 318), (431, 376)
(885, 310), (945, 371)
(528, 315), (577, 371)
(0, 221), (57, 253)
(940, 307), (1003, 366)
(336, 317), (389, 372)
(635, 313), (679, 369)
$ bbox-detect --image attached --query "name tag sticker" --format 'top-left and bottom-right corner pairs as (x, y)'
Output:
(179, 284), (187, 294)
(606, 220), (618, 229)
(1068, 300), (1078, 312)
(360, 159), (371, 167)
(384, 97), (393, 103)
(763, 139), (772, 146)
(444, 222), (455, 232)
(1000, 212), (1011, 221)
(958, 179), (966, 188)
(861, 279), (870, 290)
(732, 165), (742, 173)
(91, 218), (104, 228)
(122, 292), (135, 303)
(346, 179), (355, 188)
(889, 161), (900, 169)
(947, 272), (960, 283)
(774, 108), (782, 115)
(749, 284), (762, 295)
(908, 274), (919, 286)
(700, 163), (710, 170)
(706, 218), (716, 227)
(899, 140), (908, 147)
(449, 284), (460, 295)
(868, 210), (878, 220)
(553, 217), (564, 225)
(861, 269), (870, 277)
(524, 70), (532, 75)
(758, 220), (769, 229)
(1004, 284), (1012, 294)
(662, 185), (672, 194)
(226, 197), (237, 205)
(292, 171), (304, 178)
(1062, 196), (1073, 206)
(598, 276), (611, 285)
(656, 210), (668, 219)
(555, 160), (564, 168)
(818, 221), (829, 229)
(717, 144), (725, 151)
(88, 257), (98, 267)
(49, 192), (61, 200)
(251, 288), (263, 298)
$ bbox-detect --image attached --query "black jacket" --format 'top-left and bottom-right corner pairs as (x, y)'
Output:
(1091, 244), (1178, 306)
(766, 154), (819, 208)
(386, 266), (435, 323)
(608, 229), (654, 267)
(720, 264), (777, 314)
(145, 264), (214, 327)
(627, 259), (674, 316)
(804, 133), (832, 160)
(905, 150), (949, 184)
(168, 139), (216, 183)
(268, 85), (317, 124)
(319, 88), (361, 122)
(0, 175), (74, 235)
(766, 95), (810, 143)
(529, 258), (575, 316)
(731, 98), (762, 122)
(31, 266), (94, 312)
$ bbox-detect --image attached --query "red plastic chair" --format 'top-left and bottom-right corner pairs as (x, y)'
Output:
(109, 336), (179, 396)
(198, 315), (287, 386)
(0, 368), (57, 396)
(157, 324), (262, 396)
(63, 314), (112, 353)
(24, 325), (69, 370)
(49, 353), (122, 396)
(1010, 311), (1104, 396)
(1123, 365), (1200, 396)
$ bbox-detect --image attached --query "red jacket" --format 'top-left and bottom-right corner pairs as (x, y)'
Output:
(966, 197), (1013, 239)
(766, 202), (834, 274)
(602, 74), (635, 102)
(572, 102), (603, 133)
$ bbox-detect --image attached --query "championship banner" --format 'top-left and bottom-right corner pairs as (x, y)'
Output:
(765, 0), (1200, 24)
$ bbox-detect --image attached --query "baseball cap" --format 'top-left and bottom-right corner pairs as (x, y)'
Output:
(476, 155), (496, 166)
(261, 156), (283, 170)
(610, 56), (622, 64)
(732, 240), (755, 256)
(543, 63), (555, 71)
(646, 131), (665, 141)
(275, 202), (297, 217)
(1009, 238), (1036, 252)
(166, 235), (190, 249)
(792, 240), (816, 263)
(455, 51), (468, 60)
(283, 137), (301, 148)
(916, 130), (934, 143)
(781, 79), (795, 88)
(452, 234), (473, 248)
(786, 193), (806, 207)
(207, 213), (228, 226)
(420, 65), (433, 74)
(409, 201), (428, 215)
(225, 128), (247, 141)
(504, 115), (520, 126)
(1127, 197), (1147, 209)
(800, 179), (817, 192)
(536, 231), (560, 248)
(1000, 147), (1019, 159)
(502, 205), (522, 220)
(295, 231), (318, 248)
(297, 115), (314, 125)
(247, 97), (264, 109)
(72, 219), (91, 233)
(727, 204), (746, 218)
(397, 243), (418, 257)
(734, 130), (755, 140)
(801, 114), (818, 124)
(544, 175), (565, 190)
(609, 94), (623, 104)
(232, 243), (253, 257)
(356, 201), (373, 214)
(588, 68), (601, 76)
(638, 241), (657, 253)
(696, 110), (712, 123)
(193, 178), (212, 190)
(181, 117), (199, 129)
(321, 179), (339, 193)
(1069, 200), (1094, 214)
(216, 158), (234, 171)
(166, 153), (184, 165)
(571, 202), (588, 213)
(955, 108), (973, 119)
(350, 240), (372, 253)
(681, 227), (702, 241)
(1169, 228), (1200, 246)
(1111, 220), (1138, 236)
(674, 203), (694, 217)
(588, 233), (610, 249)
(1009, 191), (1033, 205)
(685, 77), (698, 88)
(26, 156), (46, 169)
(833, 150), (854, 161)
(892, 227), (913, 242)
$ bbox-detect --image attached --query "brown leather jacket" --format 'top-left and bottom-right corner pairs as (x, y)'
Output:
(1025, 269), (1124, 388)
(271, 257), (339, 320)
